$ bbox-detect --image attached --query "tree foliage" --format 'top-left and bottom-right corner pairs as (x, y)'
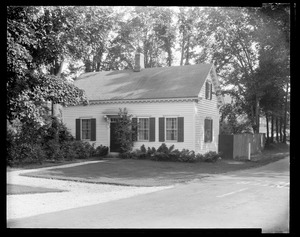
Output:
(7, 5), (291, 144)
(7, 6), (89, 125)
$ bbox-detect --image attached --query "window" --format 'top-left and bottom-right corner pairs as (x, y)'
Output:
(81, 119), (91, 140)
(166, 118), (178, 141)
(205, 81), (212, 100)
(204, 118), (213, 143)
(138, 118), (149, 141)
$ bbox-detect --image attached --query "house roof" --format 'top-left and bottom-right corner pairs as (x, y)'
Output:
(75, 63), (213, 101)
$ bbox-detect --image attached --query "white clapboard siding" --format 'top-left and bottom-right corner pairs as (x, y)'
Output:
(63, 101), (196, 151)
(195, 73), (220, 154)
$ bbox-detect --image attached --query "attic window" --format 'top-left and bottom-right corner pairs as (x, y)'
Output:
(205, 81), (213, 100)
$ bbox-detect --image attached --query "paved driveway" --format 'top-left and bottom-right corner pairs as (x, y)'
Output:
(7, 157), (290, 232)
(7, 160), (172, 220)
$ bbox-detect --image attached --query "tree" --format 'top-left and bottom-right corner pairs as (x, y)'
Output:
(106, 7), (176, 70)
(194, 6), (290, 135)
(177, 7), (200, 66)
(220, 103), (252, 134)
(194, 7), (262, 132)
(7, 6), (89, 125)
(253, 3), (290, 142)
(8, 72), (88, 125)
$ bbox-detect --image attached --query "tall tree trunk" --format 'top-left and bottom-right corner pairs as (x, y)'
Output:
(184, 35), (190, 65)
(266, 114), (269, 143)
(255, 95), (260, 133)
(180, 31), (185, 66)
(167, 48), (172, 66)
(276, 116), (279, 142)
(283, 81), (289, 143)
(279, 116), (283, 142)
(271, 113), (274, 143)
(251, 104), (256, 133)
(56, 58), (64, 78)
(50, 58), (64, 117)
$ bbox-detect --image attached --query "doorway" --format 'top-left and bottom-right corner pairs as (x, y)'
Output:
(110, 118), (121, 152)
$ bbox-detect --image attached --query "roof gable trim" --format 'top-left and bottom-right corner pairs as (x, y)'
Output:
(89, 97), (198, 105)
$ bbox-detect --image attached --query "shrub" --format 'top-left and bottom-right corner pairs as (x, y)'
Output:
(148, 147), (156, 156)
(8, 142), (47, 165)
(26, 143), (47, 164)
(43, 139), (63, 161)
(195, 153), (205, 161)
(108, 142), (222, 164)
(157, 143), (169, 154)
(60, 141), (77, 160)
(95, 145), (109, 157)
(71, 141), (90, 159)
(202, 151), (222, 163)
(177, 149), (197, 162)
(119, 151), (135, 159)
(7, 116), (109, 166)
(140, 144), (147, 154)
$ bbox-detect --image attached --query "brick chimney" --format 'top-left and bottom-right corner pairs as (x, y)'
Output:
(133, 52), (144, 72)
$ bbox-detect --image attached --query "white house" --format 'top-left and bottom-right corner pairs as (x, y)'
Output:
(62, 53), (224, 154)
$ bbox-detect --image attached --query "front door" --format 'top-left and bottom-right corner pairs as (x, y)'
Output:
(110, 119), (121, 152)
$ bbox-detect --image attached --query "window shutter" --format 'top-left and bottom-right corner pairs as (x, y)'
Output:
(149, 117), (155, 142)
(210, 83), (213, 100)
(159, 117), (165, 142)
(90, 118), (96, 141)
(132, 118), (138, 141)
(210, 119), (213, 142)
(177, 117), (184, 142)
(205, 82), (209, 99)
(204, 119), (209, 142)
(76, 119), (81, 140)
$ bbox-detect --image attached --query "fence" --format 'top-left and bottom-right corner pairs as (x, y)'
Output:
(219, 133), (265, 160)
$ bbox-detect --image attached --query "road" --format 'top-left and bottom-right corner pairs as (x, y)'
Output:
(7, 157), (289, 232)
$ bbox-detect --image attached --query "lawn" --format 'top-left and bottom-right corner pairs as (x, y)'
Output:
(7, 184), (65, 195)
(20, 143), (289, 187)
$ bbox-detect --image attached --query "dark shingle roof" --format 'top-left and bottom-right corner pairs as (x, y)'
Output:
(75, 63), (213, 101)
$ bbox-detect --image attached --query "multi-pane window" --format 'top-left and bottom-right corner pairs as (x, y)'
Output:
(205, 81), (212, 100)
(166, 118), (177, 141)
(81, 119), (91, 140)
(138, 118), (149, 141)
(204, 118), (213, 143)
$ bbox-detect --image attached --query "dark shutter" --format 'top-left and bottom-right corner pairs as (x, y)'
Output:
(204, 119), (209, 142)
(76, 119), (81, 140)
(177, 117), (184, 142)
(210, 119), (213, 142)
(210, 83), (213, 100)
(205, 82), (209, 99)
(132, 118), (138, 141)
(90, 118), (96, 141)
(159, 117), (165, 142)
(149, 117), (155, 142)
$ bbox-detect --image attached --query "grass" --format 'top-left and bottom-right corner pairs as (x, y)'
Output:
(7, 184), (66, 195)
(20, 143), (289, 187)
